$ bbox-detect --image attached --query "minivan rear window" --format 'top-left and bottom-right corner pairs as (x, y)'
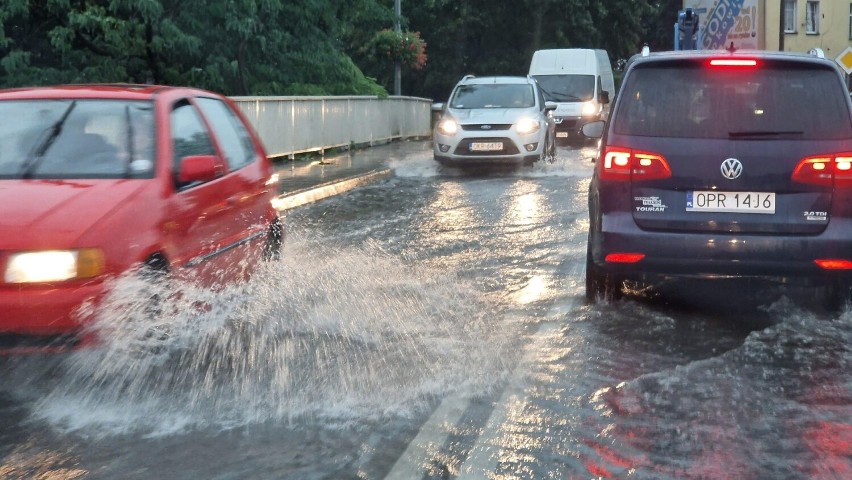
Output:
(613, 61), (852, 140)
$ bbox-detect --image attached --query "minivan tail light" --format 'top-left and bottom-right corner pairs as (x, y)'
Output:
(792, 153), (852, 186)
(815, 259), (852, 270)
(601, 146), (671, 181)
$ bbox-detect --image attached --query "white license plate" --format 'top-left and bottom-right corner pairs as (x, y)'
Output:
(686, 191), (775, 214)
(470, 142), (503, 151)
(556, 132), (569, 138)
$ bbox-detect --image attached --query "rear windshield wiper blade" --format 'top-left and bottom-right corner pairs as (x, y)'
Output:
(728, 130), (804, 138)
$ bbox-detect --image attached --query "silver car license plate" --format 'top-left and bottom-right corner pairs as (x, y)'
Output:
(470, 142), (503, 151)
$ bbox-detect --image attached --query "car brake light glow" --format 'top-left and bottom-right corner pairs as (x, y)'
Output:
(815, 259), (852, 270)
(605, 253), (645, 263)
(792, 153), (852, 186)
(709, 59), (758, 67)
(601, 146), (671, 181)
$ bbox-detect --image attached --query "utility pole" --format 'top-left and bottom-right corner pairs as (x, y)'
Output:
(779, 0), (785, 51)
(394, 0), (401, 96)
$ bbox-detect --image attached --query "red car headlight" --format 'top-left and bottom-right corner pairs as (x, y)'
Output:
(4, 249), (105, 283)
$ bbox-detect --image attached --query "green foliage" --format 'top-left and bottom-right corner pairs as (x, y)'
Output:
(0, 0), (388, 96)
(0, 0), (678, 98)
(399, 0), (663, 101)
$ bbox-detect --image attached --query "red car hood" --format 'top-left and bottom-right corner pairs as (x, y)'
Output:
(0, 179), (151, 249)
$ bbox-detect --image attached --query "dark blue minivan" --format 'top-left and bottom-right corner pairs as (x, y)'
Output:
(584, 49), (852, 304)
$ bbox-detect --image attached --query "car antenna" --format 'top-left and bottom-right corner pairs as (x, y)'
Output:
(726, 42), (736, 53)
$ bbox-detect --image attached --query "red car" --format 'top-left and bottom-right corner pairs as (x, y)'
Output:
(0, 85), (282, 350)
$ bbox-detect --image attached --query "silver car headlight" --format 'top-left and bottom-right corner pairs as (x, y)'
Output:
(437, 118), (459, 136)
(516, 118), (541, 135)
(4, 249), (105, 283)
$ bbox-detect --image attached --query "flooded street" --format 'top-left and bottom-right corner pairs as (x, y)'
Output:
(1, 143), (850, 479)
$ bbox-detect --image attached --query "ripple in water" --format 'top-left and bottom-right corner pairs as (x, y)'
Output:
(33, 239), (509, 436)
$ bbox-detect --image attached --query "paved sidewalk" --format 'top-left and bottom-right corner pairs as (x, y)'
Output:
(273, 139), (431, 210)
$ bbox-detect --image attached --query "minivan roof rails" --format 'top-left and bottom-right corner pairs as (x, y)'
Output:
(462, 74), (476, 81)
(641, 44), (650, 57)
(808, 48), (825, 59)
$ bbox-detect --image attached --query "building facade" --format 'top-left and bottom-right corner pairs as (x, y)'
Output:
(684, 1), (852, 76)
(765, 0), (852, 59)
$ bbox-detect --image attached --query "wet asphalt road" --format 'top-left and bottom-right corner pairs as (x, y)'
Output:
(0, 142), (850, 479)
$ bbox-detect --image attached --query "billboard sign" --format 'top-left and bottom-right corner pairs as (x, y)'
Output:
(684, 0), (760, 50)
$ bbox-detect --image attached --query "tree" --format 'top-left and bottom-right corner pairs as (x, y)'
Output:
(1, 0), (675, 98)
(0, 0), (388, 96)
(401, 0), (657, 100)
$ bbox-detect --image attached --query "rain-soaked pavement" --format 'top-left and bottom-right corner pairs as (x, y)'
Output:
(0, 141), (850, 479)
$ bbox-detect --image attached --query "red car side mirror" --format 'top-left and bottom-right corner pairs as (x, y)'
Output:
(178, 155), (220, 184)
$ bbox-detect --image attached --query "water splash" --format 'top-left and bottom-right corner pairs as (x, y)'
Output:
(33, 239), (509, 436)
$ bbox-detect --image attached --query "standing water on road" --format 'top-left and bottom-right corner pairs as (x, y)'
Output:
(2, 143), (847, 479)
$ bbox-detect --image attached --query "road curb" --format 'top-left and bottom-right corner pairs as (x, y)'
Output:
(273, 168), (393, 211)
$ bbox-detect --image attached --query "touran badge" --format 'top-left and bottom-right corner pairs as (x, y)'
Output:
(721, 158), (743, 180)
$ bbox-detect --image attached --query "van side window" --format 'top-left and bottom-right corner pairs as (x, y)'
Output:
(170, 100), (216, 187)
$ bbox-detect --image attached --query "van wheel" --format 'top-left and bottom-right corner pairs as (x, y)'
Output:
(585, 247), (621, 302)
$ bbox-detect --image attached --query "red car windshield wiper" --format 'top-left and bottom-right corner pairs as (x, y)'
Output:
(18, 101), (77, 179)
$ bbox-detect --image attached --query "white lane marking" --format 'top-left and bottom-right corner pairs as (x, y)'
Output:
(458, 259), (584, 478)
(384, 394), (470, 480)
(456, 321), (564, 479)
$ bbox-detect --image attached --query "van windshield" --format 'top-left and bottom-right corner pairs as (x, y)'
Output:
(533, 75), (595, 102)
(613, 62), (852, 139)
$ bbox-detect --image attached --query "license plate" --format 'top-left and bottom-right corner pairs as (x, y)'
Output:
(470, 142), (503, 152)
(556, 132), (569, 138)
(686, 191), (775, 214)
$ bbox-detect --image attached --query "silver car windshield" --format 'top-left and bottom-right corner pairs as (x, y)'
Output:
(0, 99), (156, 179)
(450, 84), (535, 109)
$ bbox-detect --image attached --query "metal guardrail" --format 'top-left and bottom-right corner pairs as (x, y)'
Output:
(231, 95), (432, 158)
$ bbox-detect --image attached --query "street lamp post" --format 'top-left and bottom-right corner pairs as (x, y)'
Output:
(394, 0), (401, 96)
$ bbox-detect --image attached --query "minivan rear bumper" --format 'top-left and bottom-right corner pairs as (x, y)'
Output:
(591, 212), (852, 285)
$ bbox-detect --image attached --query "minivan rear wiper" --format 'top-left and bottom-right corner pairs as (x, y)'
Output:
(728, 130), (804, 138)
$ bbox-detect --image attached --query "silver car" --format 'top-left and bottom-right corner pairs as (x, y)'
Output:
(432, 75), (557, 167)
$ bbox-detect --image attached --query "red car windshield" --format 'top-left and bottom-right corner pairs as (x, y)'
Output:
(0, 99), (156, 179)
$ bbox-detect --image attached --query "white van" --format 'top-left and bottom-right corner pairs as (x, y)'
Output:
(528, 49), (614, 142)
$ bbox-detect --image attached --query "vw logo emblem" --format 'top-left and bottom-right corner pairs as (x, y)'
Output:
(721, 158), (743, 180)
(480, 124), (492, 130)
